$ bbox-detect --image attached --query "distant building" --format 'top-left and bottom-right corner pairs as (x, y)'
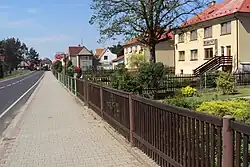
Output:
(95, 48), (117, 70)
(67, 45), (93, 71)
(123, 31), (175, 69)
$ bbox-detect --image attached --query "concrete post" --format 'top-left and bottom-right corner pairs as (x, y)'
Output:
(129, 93), (134, 146)
(74, 78), (77, 96)
(222, 115), (234, 167)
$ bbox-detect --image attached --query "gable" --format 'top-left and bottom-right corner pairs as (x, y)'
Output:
(78, 46), (92, 56)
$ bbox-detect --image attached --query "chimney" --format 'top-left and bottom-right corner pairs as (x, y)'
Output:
(209, 1), (216, 7)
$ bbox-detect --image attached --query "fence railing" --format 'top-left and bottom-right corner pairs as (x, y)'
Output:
(53, 71), (250, 167)
(83, 72), (250, 94)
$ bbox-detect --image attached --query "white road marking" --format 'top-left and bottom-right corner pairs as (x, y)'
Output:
(0, 72), (39, 90)
(0, 71), (34, 83)
(0, 73), (44, 118)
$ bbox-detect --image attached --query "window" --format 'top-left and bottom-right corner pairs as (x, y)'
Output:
(190, 50), (198, 60)
(178, 33), (184, 43)
(190, 30), (197, 41)
(179, 51), (185, 61)
(82, 56), (89, 60)
(221, 22), (231, 35)
(221, 46), (225, 56)
(226, 46), (231, 56)
(204, 48), (213, 59)
(180, 69), (184, 75)
(104, 56), (108, 60)
(204, 26), (212, 38)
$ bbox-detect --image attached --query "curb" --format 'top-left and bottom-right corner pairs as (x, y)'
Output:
(0, 73), (45, 162)
(56, 77), (157, 167)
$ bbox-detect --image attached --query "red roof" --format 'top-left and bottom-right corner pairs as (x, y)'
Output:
(55, 53), (65, 60)
(69, 46), (84, 55)
(112, 55), (124, 62)
(183, 0), (250, 26)
(123, 31), (174, 46)
(95, 48), (105, 56)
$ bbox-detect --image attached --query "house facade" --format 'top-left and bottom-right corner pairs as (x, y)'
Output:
(112, 55), (124, 69)
(123, 32), (175, 69)
(68, 45), (93, 71)
(175, 0), (250, 75)
(95, 48), (117, 70)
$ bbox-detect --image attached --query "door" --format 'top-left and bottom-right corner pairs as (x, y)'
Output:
(226, 46), (231, 57)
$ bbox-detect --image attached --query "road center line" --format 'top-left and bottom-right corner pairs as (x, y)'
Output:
(0, 73), (44, 119)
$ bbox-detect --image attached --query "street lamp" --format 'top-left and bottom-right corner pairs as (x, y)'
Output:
(0, 48), (5, 78)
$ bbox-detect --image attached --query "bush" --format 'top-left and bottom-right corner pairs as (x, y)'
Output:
(110, 64), (142, 93)
(163, 97), (202, 110)
(181, 86), (197, 97)
(197, 99), (250, 123)
(216, 71), (236, 94)
(137, 62), (166, 98)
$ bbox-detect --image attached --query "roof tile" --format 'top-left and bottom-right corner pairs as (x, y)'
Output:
(183, 0), (250, 26)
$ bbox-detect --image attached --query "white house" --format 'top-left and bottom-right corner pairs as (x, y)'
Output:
(96, 48), (117, 70)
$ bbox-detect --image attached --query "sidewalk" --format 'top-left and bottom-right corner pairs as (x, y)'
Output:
(0, 72), (142, 167)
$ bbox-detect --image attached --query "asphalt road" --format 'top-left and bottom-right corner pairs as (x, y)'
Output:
(0, 71), (44, 115)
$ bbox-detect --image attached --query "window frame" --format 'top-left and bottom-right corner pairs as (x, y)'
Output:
(190, 49), (198, 61)
(179, 51), (185, 61)
(178, 33), (184, 43)
(204, 26), (213, 38)
(204, 48), (214, 60)
(221, 21), (231, 35)
(190, 30), (198, 41)
(104, 55), (108, 60)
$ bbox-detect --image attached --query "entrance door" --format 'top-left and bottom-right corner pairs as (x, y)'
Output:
(226, 46), (231, 56)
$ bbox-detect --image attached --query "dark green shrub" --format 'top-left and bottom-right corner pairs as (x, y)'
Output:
(163, 97), (202, 110)
(216, 71), (236, 94)
(137, 62), (166, 98)
(111, 64), (142, 93)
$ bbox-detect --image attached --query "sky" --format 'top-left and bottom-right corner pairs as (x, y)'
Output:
(0, 0), (119, 60)
(0, 0), (225, 60)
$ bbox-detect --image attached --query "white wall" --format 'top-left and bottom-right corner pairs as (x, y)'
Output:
(99, 49), (117, 69)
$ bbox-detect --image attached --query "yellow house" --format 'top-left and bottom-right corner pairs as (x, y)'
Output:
(123, 32), (175, 69)
(175, 0), (250, 75)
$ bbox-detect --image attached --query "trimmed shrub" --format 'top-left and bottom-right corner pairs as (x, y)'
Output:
(197, 99), (250, 123)
(181, 86), (197, 97)
(216, 71), (236, 94)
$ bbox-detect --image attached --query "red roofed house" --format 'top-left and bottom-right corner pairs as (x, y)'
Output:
(175, 0), (250, 75)
(112, 55), (124, 69)
(68, 45), (93, 71)
(94, 48), (117, 70)
(123, 31), (175, 69)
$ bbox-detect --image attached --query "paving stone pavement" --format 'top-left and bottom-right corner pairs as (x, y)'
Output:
(0, 72), (143, 167)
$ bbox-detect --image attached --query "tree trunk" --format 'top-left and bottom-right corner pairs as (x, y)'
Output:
(149, 44), (156, 64)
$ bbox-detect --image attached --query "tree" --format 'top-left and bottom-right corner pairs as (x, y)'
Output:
(90, 0), (206, 63)
(108, 43), (124, 57)
(0, 38), (28, 70)
(128, 53), (147, 69)
(27, 47), (39, 63)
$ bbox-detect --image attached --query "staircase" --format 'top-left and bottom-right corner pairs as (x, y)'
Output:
(193, 56), (233, 76)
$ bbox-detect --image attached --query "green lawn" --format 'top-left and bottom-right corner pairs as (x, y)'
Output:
(186, 86), (250, 101)
(0, 70), (31, 81)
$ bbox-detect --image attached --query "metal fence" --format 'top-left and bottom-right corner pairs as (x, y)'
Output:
(53, 71), (250, 167)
